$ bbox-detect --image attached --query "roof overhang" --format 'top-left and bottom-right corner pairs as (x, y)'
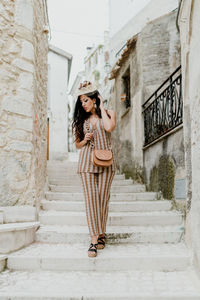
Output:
(109, 35), (138, 80)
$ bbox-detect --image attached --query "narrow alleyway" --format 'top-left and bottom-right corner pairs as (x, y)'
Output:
(0, 159), (200, 299)
(1, 0), (200, 298)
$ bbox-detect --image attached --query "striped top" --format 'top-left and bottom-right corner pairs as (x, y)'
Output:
(77, 117), (116, 173)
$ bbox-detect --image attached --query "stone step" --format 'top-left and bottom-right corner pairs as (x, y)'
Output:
(0, 255), (7, 272)
(47, 169), (126, 177)
(47, 168), (79, 174)
(0, 269), (200, 299)
(47, 161), (78, 167)
(48, 174), (126, 181)
(0, 205), (36, 223)
(48, 161), (78, 166)
(68, 152), (79, 160)
(0, 211), (3, 224)
(48, 166), (78, 170)
(41, 199), (172, 212)
(49, 178), (134, 186)
(36, 224), (185, 244)
(45, 191), (158, 201)
(0, 222), (40, 254)
(39, 211), (183, 226)
(49, 184), (146, 193)
(7, 242), (191, 272)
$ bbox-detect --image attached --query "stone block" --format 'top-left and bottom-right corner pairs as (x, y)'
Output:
(25, 227), (36, 244)
(5, 141), (33, 152)
(0, 68), (17, 81)
(0, 136), (6, 147)
(14, 116), (33, 132)
(0, 230), (26, 254)
(9, 179), (29, 192)
(2, 96), (33, 117)
(0, 222), (39, 254)
(21, 40), (34, 61)
(18, 72), (34, 92)
(0, 151), (31, 177)
(7, 40), (20, 54)
(18, 88), (34, 103)
(0, 3), (4, 14)
(12, 58), (34, 73)
(0, 206), (36, 223)
(15, 0), (33, 31)
(7, 129), (31, 141)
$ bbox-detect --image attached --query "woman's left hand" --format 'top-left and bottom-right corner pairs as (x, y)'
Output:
(98, 94), (104, 110)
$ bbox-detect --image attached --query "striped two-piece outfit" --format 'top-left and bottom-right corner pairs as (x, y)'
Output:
(77, 117), (116, 237)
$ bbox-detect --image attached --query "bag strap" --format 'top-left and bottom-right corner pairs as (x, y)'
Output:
(85, 118), (112, 150)
(85, 119), (95, 150)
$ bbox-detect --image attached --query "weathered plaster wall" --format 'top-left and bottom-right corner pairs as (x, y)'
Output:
(141, 11), (183, 201)
(144, 128), (185, 201)
(0, 0), (48, 211)
(110, 43), (144, 182)
(140, 11), (181, 100)
(179, 0), (200, 273)
(110, 10), (182, 189)
(109, 0), (178, 66)
(48, 51), (69, 161)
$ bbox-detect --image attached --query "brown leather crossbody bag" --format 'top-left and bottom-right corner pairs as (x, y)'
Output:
(92, 149), (113, 167)
(85, 119), (113, 167)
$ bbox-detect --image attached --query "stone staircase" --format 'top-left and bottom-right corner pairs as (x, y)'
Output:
(0, 160), (200, 299)
(0, 206), (39, 274)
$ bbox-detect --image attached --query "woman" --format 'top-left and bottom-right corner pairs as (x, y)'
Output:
(72, 80), (116, 258)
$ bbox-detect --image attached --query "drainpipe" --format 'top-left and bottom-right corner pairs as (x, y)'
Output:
(176, 0), (183, 33)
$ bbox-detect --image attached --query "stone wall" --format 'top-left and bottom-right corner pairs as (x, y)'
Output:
(48, 49), (71, 161)
(179, 0), (200, 273)
(140, 11), (181, 100)
(110, 43), (144, 182)
(0, 0), (48, 212)
(144, 128), (185, 200)
(110, 10), (182, 192)
(141, 11), (183, 202)
(109, 0), (178, 66)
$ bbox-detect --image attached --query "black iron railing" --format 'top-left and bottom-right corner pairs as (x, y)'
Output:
(142, 66), (183, 146)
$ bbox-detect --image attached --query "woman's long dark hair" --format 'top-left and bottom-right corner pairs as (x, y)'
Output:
(72, 91), (102, 142)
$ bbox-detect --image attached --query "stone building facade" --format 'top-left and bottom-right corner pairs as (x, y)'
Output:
(109, 0), (178, 67)
(48, 44), (72, 161)
(178, 0), (200, 274)
(0, 0), (48, 215)
(83, 31), (112, 105)
(109, 11), (183, 202)
(69, 71), (85, 153)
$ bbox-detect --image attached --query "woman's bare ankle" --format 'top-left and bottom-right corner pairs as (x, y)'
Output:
(91, 235), (98, 244)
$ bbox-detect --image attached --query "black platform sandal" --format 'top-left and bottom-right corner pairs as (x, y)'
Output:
(97, 235), (106, 249)
(88, 243), (98, 257)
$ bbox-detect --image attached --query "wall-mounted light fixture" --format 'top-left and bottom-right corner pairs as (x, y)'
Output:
(120, 93), (126, 102)
(43, 25), (49, 34)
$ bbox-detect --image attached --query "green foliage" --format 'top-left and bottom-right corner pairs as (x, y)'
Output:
(149, 155), (175, 199)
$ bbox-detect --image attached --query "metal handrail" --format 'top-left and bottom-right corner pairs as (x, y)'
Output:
(142, 65), (181, 109)
(143, 65), (183, 146)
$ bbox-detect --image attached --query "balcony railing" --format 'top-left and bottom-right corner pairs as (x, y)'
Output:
(142, 65), (183, 147)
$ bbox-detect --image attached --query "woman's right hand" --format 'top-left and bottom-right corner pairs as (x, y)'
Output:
(84, 132), (94, 142)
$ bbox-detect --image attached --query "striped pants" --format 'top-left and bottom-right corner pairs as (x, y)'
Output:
(79, 168), (115, 237)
